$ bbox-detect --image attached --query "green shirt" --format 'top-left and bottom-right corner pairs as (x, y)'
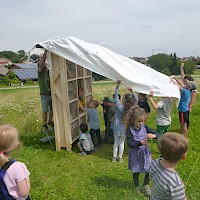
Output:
(38, 70), (51, 95)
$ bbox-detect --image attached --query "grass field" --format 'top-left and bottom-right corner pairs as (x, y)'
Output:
(0, 81), (200, 200)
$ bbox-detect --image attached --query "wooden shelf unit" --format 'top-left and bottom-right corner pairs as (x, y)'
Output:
(48, 52), (92, 151)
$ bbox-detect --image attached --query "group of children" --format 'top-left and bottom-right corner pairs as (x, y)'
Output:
(76, 62), (196, 198)
(0, 63), (195, 199)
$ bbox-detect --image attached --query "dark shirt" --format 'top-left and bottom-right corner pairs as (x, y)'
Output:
(138, 98), (151, 113)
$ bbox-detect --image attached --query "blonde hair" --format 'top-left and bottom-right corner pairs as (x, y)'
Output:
(123, 106), (146, 129)
(158, 132), (188, 163)
(0, 124), (19, 167)
(90, 100), (99, 108)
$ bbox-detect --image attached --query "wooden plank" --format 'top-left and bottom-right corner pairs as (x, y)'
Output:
(48, 51), (61, 150)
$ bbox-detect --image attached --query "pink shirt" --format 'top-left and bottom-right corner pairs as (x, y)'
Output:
(4, 161), (30, 200)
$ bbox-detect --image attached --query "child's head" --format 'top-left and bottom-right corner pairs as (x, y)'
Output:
(124, 106), (146, 129)
(113, 94), (121, 100)
(0, 124), (19, 167)
(138, 93), (147, 101)
(80, 123), (88, 133)
(89, 100), (99, 108)
(122, 94), (136, 111)
(102, 97), (109, 105)
(108, 98), (116, 107)
(158, 132), (188, 163)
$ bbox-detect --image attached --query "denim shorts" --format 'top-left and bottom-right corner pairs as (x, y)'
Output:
(40, 95), (52, 113)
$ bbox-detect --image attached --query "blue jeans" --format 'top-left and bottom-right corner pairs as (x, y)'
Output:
(90, 128), (102, 146)
(40, 95), (52, 113)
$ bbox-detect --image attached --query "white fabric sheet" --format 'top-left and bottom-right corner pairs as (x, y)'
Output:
(34, 37), (180, 98)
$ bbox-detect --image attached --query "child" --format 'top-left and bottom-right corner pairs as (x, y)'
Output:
(0, 124), (30, 199)
(180, 63), (196, 113)
(171, 75), (196, 137)
(124, 106), (157, 196)
(111, 80), (138, 163)
(137, 93), (151, 115)
(79, 100), (102, 147)
(77, 123), (94, 156)
(103, 98), (116, 144)
(149, 91), (175, 136)
(150, 132), (188, 200)
(100, 97), (110, 131)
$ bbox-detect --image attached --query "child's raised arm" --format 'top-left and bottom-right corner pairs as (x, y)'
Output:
(79, 100), (86, 111)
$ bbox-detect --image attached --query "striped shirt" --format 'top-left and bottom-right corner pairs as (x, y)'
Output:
(150, 159), (186, 200)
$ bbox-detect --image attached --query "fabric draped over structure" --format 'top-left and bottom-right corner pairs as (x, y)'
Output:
(33, 37), (180, 98)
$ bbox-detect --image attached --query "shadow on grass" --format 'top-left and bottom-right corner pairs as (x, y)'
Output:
(20, 131), (56, 151)
(92, 175), (132, 189)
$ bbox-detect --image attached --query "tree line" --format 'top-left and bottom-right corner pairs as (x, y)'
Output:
(0, 50), (198, 84)
(147, 53), (197, 76)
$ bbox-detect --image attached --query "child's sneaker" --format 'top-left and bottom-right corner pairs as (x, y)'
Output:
(118, 158), (123, 163)
(79, 152), (87, 156)
(112, 157), (117, 162)
(143, 185), (151, 196)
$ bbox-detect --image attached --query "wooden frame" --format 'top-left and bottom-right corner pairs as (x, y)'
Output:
(48, 52), (92, 151)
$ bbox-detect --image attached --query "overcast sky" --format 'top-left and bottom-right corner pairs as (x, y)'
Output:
(1, 0), (200, 58)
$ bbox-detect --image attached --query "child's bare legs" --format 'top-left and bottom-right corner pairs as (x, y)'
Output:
(180, 122), (188, 137)
(77, 141), (83, 152)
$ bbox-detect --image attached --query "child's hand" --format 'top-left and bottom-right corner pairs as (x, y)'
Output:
(149, 91), (154, 97)
(181, 63), (184, 67)
(147, 133), (156, 140)
(128, 87), (133, 93)
(117, 80), (121, 86)
(140, 139), (147, 145)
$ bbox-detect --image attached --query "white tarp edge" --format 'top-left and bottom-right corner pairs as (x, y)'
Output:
(33, 36), (180, 98)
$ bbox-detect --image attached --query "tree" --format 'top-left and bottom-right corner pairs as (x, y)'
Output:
(6, 71), (20, 84)
(30, 54), (40, 61)
(179, 60), (196, 74)
(169, 53), (179, 75)
(0, 51), (21, 63)
(92, 72), (107, 81)
(17, 50), (27, 61)
(148, 53), (172, 74)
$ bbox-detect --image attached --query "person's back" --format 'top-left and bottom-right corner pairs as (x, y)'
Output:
(86, 105), (100, 130)
(0, 124), (30, 200)
(156, 97), (175, 126)
(138, 93), (151, 114)
(150, 132), (188, 200)
(80, 132), (94, 152)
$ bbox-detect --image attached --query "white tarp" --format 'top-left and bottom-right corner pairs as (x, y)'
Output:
(33, 37), (180, 98)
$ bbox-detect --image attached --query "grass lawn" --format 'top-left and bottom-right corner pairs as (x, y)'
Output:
(0, 80), (200, 200)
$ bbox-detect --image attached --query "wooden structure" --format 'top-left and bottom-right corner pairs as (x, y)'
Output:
(48, 52), (92, 151)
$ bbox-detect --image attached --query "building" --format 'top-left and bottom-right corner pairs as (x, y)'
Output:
(10, 63), (38, 81)
(0, 57), (12, 66)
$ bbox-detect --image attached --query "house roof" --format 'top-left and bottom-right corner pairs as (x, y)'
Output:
(11, 68), (38, 81)
(11, 63), (38, 69)
(0, 66), (9, 76)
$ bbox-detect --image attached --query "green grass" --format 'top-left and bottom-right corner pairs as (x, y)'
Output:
(0, 81), (200, 200)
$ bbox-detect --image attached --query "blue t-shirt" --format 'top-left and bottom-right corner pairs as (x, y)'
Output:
(178, 88), (191, 112)
(86, 108), (100, 129)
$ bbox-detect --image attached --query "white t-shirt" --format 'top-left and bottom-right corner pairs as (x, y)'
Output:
(4, 161), (30, 200)
(156, 97), (175, 126)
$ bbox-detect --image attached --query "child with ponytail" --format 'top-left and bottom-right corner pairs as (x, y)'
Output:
(0, 124), (30, 200)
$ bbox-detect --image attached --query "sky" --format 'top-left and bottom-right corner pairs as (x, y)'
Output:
(1, 0), (200, 58)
